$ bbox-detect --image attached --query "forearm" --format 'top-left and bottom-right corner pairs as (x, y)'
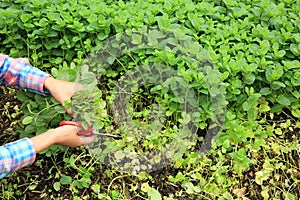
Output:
(30, 125), (86, 152)
(0, 125), (87, 179)
(29, 129), (57, 153)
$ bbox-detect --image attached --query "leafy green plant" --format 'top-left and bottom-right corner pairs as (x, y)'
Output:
(0, 0), (299, 199)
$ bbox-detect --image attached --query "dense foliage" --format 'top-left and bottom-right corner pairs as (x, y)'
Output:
(0, 0), (299, 199)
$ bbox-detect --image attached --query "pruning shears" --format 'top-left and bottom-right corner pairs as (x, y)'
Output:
(59, 120), (122, 139)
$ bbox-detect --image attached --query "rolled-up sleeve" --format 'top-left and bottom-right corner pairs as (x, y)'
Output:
(0, 138), (36, 178)
(0, 54), (50, 178)
(0, 54), (50, 95)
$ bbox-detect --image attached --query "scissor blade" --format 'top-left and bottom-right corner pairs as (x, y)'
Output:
(92, 131), (122, 139)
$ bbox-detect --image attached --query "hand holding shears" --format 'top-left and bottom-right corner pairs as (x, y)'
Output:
(59, 120), (122, 139)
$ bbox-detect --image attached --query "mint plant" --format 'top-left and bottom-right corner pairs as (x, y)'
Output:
(1, 0), (299, 199)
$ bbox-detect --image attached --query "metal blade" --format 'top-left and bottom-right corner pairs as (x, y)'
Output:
(92, 131), (122, 139)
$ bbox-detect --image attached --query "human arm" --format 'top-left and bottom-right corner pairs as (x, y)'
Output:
(0, 54), (76, 114)
(0, 54), (96, 178)
(0, 126), (96, 178)
(0, 54), (50, 95)
(30, 125), (96, 152)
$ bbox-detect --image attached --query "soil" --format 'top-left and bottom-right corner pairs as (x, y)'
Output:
(0, 86), (299, 199)
(0, 86), (22, 144)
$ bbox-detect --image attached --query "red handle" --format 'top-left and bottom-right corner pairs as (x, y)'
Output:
(59, 120), (93, 136)
(59, 120), (82, 127)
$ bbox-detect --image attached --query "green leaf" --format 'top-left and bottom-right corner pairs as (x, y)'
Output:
(292, 91), (300, 99)
(166, 110), (174, 116)
(272, 66), (284, 80)
(292, 71), (300, 86)
(106, 69), (118, 78)
(242, 101), (251, 111)
(259, 103), (270, 113)
(51, 68), (58, 77)
(132, 34), (142, 45)
(114, 150), (125, 160)
(110, 190), (120, 200)
(22, 116), (33, 125)
(222, 191), (234, 200)
(291, 109), (300, 118)
(255, 170), (271, 185)
(244, 73), (255, 85)
(81, 121), (89, 130)
(60, 175), (72, 185)
(55, 105), (66, 113)
(62, 99), (72, 109)
(53, 182), (61, 191)
(275, 50), (286, 58)
(272, 81), (286, 89)
(181, 112), (191, 125)
(16, 92), (29, 102)
(155, 14), (171, 30)
(147, 188), (162, 200)
(259, 87), (271, 96)
(276, 95), (290, 106)
(73, 180), (84, 189)
(247, 109), (257, 121)
(290, 43), (300, 56)
(270, 104), (284, 114)
(107, 56), (116, 65)
(265, 68), (272, 82)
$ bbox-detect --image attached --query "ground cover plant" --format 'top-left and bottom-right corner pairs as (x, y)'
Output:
(0, 0), (299, 199)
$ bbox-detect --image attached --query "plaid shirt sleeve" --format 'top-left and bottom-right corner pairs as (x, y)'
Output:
(0, 54), (50, 178)
(0, 138), (36, 178)
(0, 54), (50, 95)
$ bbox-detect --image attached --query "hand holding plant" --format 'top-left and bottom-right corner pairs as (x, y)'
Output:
(44, 76), (76, 115)
(35, 77), (97, 151)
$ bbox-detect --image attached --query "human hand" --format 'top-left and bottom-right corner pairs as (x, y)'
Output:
(52, 125), (97, 147)
(44, 77), (76, 115)
(30, 125), (97, 153)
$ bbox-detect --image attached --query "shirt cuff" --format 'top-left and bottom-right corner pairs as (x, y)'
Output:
(0, 55), (51, 95)
(40, 75), (51, 95)
(18, 64), (51, 95)
(2, 138), (36, 173)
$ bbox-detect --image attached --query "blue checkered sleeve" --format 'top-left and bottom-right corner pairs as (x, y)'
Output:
(0, 138), (36, 179)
